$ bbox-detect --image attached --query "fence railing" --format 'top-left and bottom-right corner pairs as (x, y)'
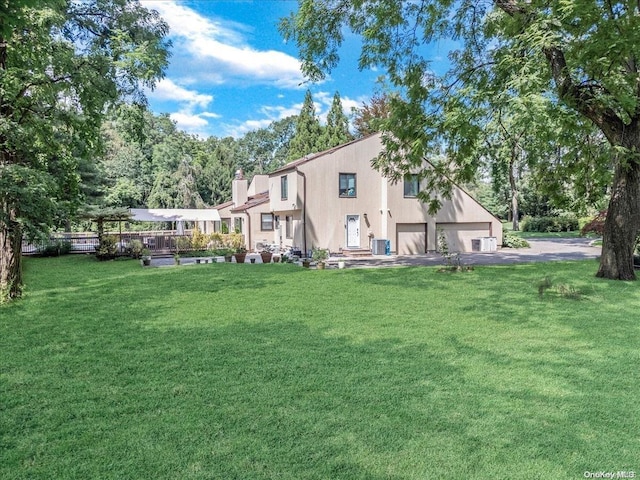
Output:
(22, 231), (245, 256)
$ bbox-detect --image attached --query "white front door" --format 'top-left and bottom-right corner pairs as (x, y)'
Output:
(346, 215), (360, 248)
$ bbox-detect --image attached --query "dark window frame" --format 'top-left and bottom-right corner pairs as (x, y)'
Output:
(404, 174), (420, 198)
(339, 173), (357, 198)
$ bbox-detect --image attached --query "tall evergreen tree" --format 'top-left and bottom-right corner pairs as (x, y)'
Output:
(320, 92), (353, 149)
(287, 90), (324, 161)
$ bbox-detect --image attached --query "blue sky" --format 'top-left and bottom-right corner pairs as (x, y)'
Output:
(141, 0), (451, 139)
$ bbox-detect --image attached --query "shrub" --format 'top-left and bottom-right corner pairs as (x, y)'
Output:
(521, 215), (579, 232)
(502, 232), (530, 249)
(38, 239), (72, 257)
(191, 228), (209, 251)
(95, 235), (118, 260)
(127, 239), (145, 259)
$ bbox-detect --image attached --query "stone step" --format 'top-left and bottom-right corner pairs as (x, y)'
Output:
(341, 248), (373, 257)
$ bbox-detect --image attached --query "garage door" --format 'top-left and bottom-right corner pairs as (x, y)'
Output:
(397, 223), (426, 255)
(436, 222), (491, 252)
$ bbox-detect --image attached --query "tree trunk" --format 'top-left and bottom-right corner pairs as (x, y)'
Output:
(596, 159), (640, 280)
(0, 210), (23, 303)
(509, 157), (519, 231)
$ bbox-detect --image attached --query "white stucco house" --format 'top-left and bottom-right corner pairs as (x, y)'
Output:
(210, 133), (502, 255)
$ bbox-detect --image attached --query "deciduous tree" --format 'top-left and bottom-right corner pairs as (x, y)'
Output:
(281, 0), (640, 279)
(0, 0), (169, 301)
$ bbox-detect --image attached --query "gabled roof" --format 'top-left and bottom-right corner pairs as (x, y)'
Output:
(269, 133), (381, 176)
(230, 191), (269, 213)
(211, 200), (233, 210)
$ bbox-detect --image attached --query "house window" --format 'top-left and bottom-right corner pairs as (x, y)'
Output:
(281, 175), (288, 200)
(285, 215), (292, 239)
(404, 174), (420, 198)
(339, 173), (357, 197)
(234, 217), (242, 233)
(261, 213), (274, 231)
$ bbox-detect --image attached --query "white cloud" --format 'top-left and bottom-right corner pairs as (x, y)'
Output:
(152, 78), (213, 109)
(170, 112), (210, 129)
(143, 1), (304, 88)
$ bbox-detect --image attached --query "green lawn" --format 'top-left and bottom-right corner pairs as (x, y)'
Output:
(1, 256), (639, 479)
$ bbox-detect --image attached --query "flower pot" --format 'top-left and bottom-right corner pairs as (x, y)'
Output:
(302, 260), (310, 268)
(338, 261), (346, 269)
(273, 255), (281, 263)
(260, 252), (273, 263)
(234, 253), (246, 264)
(141, 257), (151, 266)
(224, 254), (232, 262)
(317, 262), (326, 270)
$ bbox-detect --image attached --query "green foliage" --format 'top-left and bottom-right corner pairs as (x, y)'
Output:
(311, 247), (328, 263)
(280, 0), (639, 279)
(1, 0), (170, 300)
(95, 235), (118, 260)
(127, 239), (145, 259)
(502, 232), (530, 249)
(37, 239), (72, 257)
(287, 90), (324, 160)
(320, 92), (353, 149)
(522, 216), (579, 233)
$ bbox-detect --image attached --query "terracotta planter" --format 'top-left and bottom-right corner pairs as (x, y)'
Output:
(317, 262), (326, 270)
(260, 252), (273, 263)
(234, 253), (246, 263)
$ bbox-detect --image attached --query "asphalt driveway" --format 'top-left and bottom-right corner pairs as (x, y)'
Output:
(331, 237), (602, 269)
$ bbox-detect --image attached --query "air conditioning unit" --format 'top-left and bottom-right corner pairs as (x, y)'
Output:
(372, 239), (387, 255)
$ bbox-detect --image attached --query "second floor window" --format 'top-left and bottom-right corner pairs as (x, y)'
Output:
(261, 213), (274, 231)
(281, 175), (288, 200)
(339, 173), (356, 197)
(404, 174), (420, 198)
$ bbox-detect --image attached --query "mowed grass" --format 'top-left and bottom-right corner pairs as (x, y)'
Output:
(1, 256), (639, 479)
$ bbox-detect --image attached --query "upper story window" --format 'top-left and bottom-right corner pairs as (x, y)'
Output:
(339, 173), (357, 197)
(280, 175), (288, 201)
(404, 174), (420, 198)
(261, 213), (274, 231)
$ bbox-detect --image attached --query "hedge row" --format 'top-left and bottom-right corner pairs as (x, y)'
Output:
(521, 215), (579, 233)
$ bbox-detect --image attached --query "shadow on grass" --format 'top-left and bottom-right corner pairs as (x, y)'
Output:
(4, 310), (637, 479)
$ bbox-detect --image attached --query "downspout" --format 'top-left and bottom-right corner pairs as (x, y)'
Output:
(245, 211), (251, 251)
(295, 167), (307, 256)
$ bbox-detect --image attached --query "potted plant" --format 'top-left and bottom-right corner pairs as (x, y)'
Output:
(260, 245), (273, 263)
(312, 247), (329, 269)
(234, 246), (247, 263)
(141, 248), (151, 266)
(173, 253), (181, 265)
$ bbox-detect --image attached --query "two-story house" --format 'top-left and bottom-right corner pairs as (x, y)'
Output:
(267, 133), (501, 255)
(213, 133), (502, 255)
